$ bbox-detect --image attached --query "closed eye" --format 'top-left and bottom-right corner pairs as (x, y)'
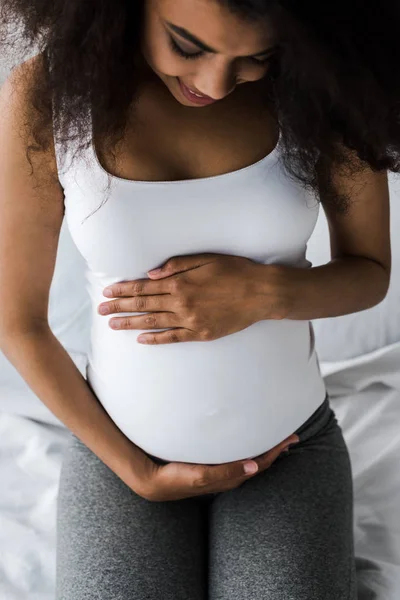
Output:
(168, 35), (203, 60)
(168, 34), (274, 66)
(250, 54), (273, 65)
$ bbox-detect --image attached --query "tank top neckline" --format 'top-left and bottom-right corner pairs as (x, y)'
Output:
(89, 113), (281, 187)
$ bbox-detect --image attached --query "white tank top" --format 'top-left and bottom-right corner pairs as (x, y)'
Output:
(55, 112), (326, 464)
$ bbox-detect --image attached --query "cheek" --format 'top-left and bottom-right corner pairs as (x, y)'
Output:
(154, 54), (186, 77)
(240, 65), (270, 83)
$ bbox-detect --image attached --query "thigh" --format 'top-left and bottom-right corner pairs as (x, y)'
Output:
(56, 435), (207, 600)
(209, 400), (357, 600)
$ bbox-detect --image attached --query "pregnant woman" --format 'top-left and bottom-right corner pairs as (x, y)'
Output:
(0, 0), (397, 598)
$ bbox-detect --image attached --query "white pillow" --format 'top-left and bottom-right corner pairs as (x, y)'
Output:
(308, 173), (400, 362)
(0, 219), (91, 426)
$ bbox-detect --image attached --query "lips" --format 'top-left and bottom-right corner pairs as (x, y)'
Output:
(178, 78), (217, 106)
(187, 86), (213, 100)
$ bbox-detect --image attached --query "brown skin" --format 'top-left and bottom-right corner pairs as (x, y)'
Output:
(140, 0), (276, 103)
(0, 0), (390, 501)
(95, 0), (279, 183)
(136, 434), (298, 502)
(98, 0), (390, 346)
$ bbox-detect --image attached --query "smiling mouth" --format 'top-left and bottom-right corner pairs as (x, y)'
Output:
(186, 86), (214, 100)
(177, 78), (217, 105)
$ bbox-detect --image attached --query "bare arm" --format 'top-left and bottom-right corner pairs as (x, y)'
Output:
(252, 154), (391, 321)
(0, 57), (148, 490)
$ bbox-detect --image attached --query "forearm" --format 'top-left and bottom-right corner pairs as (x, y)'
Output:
(0, 328), (146, 489)
(255, 256), (390, 321)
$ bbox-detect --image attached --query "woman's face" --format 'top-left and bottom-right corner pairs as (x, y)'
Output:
(141, 0), (276, 107)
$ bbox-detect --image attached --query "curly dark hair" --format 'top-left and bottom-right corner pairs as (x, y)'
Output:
(1, 0), (400, 214)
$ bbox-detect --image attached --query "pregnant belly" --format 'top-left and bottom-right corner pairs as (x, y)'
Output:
(87, 317), (326, 464)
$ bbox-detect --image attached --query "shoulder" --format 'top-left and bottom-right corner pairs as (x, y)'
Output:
(0, 53), (59, 184)
(1, 53), (44, 128)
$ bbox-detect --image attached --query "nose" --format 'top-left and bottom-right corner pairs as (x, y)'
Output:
(194, 60), (236, 100)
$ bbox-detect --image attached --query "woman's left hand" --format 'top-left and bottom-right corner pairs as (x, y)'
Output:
(98, 253), (283, 344)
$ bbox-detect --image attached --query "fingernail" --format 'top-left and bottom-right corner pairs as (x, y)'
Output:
(287, 436), (300, 447)
(148, 268), (162, 275)
(243, 461), (258, 475)
(283, 438), (301, 453)
(103, 288), (113, 297)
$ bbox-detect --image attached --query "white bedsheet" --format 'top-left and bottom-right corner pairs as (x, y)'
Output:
(1, 345), (400, 599)
(322, 342), (400, 599)
(0, 415), (70, 600)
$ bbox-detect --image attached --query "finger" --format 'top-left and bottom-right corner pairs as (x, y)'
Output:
(191, 458), (258, 490)
(137, 328), (196, 344)
(103, 278), (170, 298)
(100, 294), (171, 316)
(254, 434), (300, 471)
(147, 254), (217, 279)
(106, 312), (180, 330)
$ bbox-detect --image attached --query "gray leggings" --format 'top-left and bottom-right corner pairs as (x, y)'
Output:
(56, 396), (357, 599)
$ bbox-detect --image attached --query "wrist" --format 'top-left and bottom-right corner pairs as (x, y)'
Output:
(249, 263), (295, 321)
(116, 443), (152, 495)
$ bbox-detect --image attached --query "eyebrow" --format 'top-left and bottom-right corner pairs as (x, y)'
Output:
(165, 22), (276, 58)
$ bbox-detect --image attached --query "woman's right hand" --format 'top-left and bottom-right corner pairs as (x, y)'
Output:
(133, 434), (299, 502)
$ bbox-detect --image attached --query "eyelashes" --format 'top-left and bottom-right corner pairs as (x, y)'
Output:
(168, 35), (203, 60)
(167, 34), (272, 66)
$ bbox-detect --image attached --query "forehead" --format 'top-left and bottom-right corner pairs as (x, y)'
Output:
(152, 0), (276, 54)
